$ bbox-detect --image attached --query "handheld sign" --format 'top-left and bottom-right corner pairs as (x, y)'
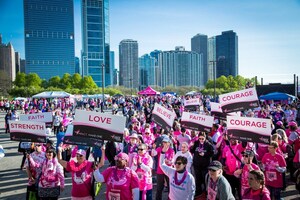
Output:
(63, 125), (103, 147)
(73, 109), (126, 142)
(151, 103), (176, 131)
(181, 112), (214, 132)
(211, 102), (241, 119)
(219, 87), (259, 113)
(227, 116), (272, 144)
(20, 112), (53, 126)
(184, 98), (201, 112)
(9, 121), (46, 143)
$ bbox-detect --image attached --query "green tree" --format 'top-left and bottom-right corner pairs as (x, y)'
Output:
(60, 73), (72, 89)
(48, 76), (61, 88)
(227, 75), (238, 89)
(234, 75), (246, 90)
(80, 76), (97, 89)
(71, 73), (82, 88)
(216, 75), (229, 90)
(14, 72), (27, 87)
(26, 73), (42, 87)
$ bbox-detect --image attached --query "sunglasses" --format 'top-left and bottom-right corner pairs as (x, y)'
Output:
(76, 154), (83, 157)
(175, 162), (183, 165)
(199, 138), (205, 140)
(208, 169), (217, 172)
(138, 148), (145, 151)
(243, 155), (249, 158)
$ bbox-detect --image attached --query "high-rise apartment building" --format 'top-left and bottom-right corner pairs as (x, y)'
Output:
(215, 30), (238, 77)
(81, 0), (111, 87)
(208, 36), (216, 81)
(150, 49), (162, 86)
(24, 0), (75, 79)
(191, 34), (208, 86)
(139, 54), (156, 89)
(159, 47), (203, 88)
(0, 35), (16, 84)
(119, 39), (139, 89)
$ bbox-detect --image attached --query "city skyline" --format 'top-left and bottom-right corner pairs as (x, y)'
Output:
(1, 0), (300, 84)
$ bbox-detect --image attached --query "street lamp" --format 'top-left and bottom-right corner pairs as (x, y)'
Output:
(101, 63), (105, 112)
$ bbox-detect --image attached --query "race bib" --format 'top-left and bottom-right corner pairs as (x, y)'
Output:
(266, 171), (277, 181)
(108, 191), (121, 200)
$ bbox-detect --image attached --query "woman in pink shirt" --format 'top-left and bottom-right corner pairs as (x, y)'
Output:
(130, 143), (153, 200)
(58, 149), (94, 200)
(242, 170), (271, 200)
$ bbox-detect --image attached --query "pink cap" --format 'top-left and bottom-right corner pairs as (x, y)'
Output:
(288, 121), (298, 127)
(76, 149), (86, 156)
(276, 121), (283, 126)
(115, 152), (129, 162)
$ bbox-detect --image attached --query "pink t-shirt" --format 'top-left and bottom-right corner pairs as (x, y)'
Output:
(156, 147), (174, 175)
(240, 164), (260, 195)
(26, 151), (46, 186)
(39, 158), (64, 188)
(66, 160), (93, 198)
(256, 143), (269, 161)
(102, 167), (139, 200)
(242, 187), (271, 200)
(262, 153), (286, 188)
(222, 144), (243, 175)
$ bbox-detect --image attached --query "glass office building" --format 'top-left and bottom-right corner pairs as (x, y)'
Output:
(216, 30), (238, 77)
(81, 0), (111, 87)
(24, 0), (75, 79)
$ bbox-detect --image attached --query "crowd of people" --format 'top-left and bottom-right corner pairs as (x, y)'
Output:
(2, 92), (300, 200)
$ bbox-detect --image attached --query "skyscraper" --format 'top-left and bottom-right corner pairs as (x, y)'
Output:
(208, 36), (216, 81)
(24, 0), (75, 79)
(109, 51), (115, 85)
(139, 54), (156, 89)
(119, 39), (139, 89)
(159, 47), (203, 88)
(150, 49), (162, 86)
(81, 0), (111, 87)
(216, 30), (238, 77)
(191, 34), (208, 86)
(0, 35), (16, 86)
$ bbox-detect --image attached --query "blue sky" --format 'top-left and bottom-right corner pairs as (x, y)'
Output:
(1, 0), (300, 83)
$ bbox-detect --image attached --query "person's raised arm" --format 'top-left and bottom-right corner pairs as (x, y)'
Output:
(57, 147), (67, 168)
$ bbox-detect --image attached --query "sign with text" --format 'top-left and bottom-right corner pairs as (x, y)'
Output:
(219, 87), (259, 113)
(20, 112), (53, 123)
(184, 98), (201, 112)
(151, 103), (176, 131)
(227, 116), (272, 144)
(9, 121), (46, 143)
(210, 102), (241, 119)
(181, 112), (214, 132)
(73, 109), (126, 142)
(63, 125), (103, 147)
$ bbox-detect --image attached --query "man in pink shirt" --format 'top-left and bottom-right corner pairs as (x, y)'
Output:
(262, 141), (286, 200)
(94, 151), (140, 200)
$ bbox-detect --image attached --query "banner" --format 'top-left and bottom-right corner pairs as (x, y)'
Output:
(227, 116), (272, 144)
(73, 109), (126, 142)
(210, 102), (241, 119)
(184, 98), (201, 112)
(181, 112), (214, 132)
(219, 87), (259, 113)
(63, 125), (103, 147)
(20, 112), (53, 125)
(9, 121), (46, 143)
(151, 103), (176, 131)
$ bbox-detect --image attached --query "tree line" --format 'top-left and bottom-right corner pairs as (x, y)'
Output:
(7, 72), (256, 97)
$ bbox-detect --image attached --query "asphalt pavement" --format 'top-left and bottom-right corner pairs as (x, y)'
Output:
(0, 111), (299, 200)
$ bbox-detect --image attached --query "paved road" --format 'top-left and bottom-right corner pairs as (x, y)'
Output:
(0, 111), (299, 200)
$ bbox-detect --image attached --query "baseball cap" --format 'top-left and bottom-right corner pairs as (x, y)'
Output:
(242, 150), (255, 157)
(208, 161), (223, 170)
(162, 136), (170, 143)
(276, 121), (283, 126)
(115, 152), (129, 162)
(130, 133), (139, 139)
(288, 121), (297, 127)
(76, 149), (86, 157)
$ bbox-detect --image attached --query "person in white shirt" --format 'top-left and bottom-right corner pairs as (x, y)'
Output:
(160, 154), (195, 200)
(172, 142), (193, 173)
